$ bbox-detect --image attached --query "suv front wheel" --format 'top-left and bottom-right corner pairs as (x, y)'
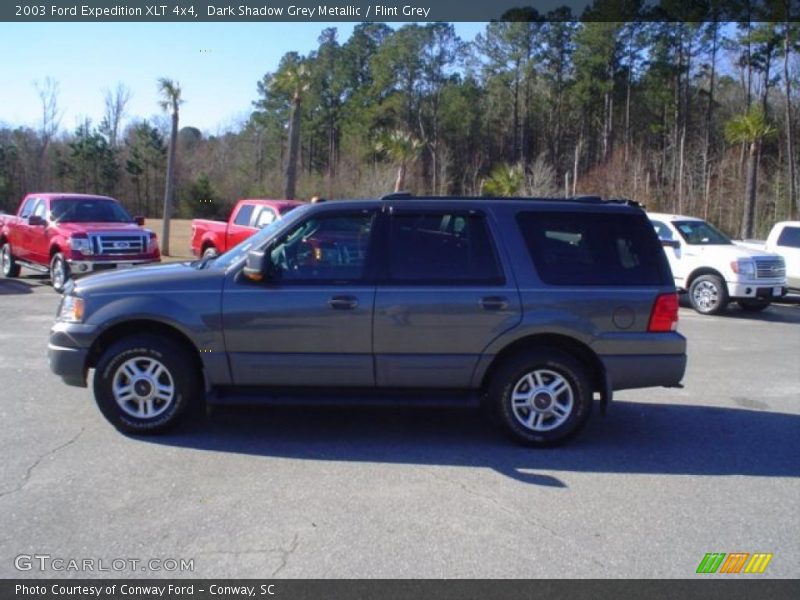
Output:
(490, 350), (592, 447)
(93, 334), (200, 434)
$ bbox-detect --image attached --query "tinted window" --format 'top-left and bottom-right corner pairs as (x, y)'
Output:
(233, 204), (255, 226)
(777, 226), (800, 248)
(269, 212), (375, 283)
(388, 212), (504, 284)
(517, 211), (668, 286)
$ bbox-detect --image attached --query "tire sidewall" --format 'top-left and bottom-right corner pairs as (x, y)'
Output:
(492, 351), (592, 447)
(689, 275), (727, 315)
(1, 243), (16, 277)
(93, 337), (195, 433)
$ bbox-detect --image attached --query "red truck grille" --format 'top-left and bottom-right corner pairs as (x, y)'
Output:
(90, 234), (148, 255)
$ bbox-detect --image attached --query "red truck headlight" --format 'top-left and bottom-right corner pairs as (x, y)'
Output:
(147, 232), (159, 253)
(69, 234), (93, 255)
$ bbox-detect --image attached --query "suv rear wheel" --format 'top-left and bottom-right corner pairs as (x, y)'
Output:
(688, 274), (728, 315)
(490, 350), (592, 447)
(93, 334), (200, 434)
(1, 243), (21, 278)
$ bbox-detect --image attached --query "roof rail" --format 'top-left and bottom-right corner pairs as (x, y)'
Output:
(378, 192), (643, 208)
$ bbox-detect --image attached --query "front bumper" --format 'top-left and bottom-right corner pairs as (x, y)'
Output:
(48, 343), (89, 387)
(727, 281), (787, 299)
(67, 258), (160, 276)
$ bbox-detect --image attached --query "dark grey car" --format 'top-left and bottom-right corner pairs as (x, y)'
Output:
(49, 196), (686, 446)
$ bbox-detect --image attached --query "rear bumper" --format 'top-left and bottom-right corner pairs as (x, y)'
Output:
(601, 353), (687, 392)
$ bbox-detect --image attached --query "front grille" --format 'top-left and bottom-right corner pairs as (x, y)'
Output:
(90, 234), (147, 255)
(754, 257), (786, 279)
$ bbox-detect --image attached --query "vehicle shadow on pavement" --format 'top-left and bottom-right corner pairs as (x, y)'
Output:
(144, 400), (800, 487)
(0, 279), (35, 294)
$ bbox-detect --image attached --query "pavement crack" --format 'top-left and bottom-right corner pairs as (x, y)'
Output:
(271, 533), (300, 577)
(0, 427), (85, 500)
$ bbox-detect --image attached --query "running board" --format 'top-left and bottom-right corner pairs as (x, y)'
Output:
(15, 259), (49, 273)
(207, 386), (482, 408)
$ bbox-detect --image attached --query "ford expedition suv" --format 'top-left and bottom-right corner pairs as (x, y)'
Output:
(49, 196), (686, 446)
(1, 193), (160, 292)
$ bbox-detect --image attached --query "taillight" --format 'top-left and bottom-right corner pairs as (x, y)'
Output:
(648, 293), (679, 332)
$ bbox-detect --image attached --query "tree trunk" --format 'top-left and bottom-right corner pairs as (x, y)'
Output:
(703, 22), (718, 224)
(784, 19), (798, 218)
(161, 110), (178, 256)
(283, 96), (302, 199)
(741, 141), (759, 239)
(395, 162), (406, 192)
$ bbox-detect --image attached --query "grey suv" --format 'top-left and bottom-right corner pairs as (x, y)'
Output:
(49, 196), (686, 446)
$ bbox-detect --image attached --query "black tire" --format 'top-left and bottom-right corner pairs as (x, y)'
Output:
(202, 246), (218, 259)
(489, 349), (593, 447)
(50, 252), (70, 293)
(1, 243), (21, 278)
(737, 299), (770, 312)
(688, 274), (729, 315)
(92, 334), (201, 434)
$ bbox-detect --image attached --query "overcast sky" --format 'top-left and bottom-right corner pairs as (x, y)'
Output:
(0, 22), (485, 135)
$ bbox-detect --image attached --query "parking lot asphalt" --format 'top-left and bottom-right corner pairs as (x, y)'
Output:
(1, 274), (798, 579)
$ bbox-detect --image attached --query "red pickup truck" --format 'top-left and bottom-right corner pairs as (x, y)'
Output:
(191, 199), (303, 258)
(0, 193), (160, 292)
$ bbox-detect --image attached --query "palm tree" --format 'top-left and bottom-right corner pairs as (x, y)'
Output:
(272, 59), (310, 199)
(482, 163), (525, 197)
(157, 78), (183, 255)
(725, 107), (777, 238)
(374, 130), (424, 192)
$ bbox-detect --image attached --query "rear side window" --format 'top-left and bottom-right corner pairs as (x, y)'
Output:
(233, 204), (255, 226)
(777, 226), (800, 248)
(517, 211), (668, 286)
(387, 212), (504, 284)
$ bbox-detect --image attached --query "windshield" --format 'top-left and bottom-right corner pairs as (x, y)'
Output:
(210, 203), (314, 270)
(673, 220), (732, 245)
(51, 198), (133, 223)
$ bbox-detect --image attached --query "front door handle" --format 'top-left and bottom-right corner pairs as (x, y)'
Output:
(480, 296), (509, 311)
(328, 295), (358, 310)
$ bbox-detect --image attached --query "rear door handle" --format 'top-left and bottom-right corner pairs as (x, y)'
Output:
(328, 295), (358, 310)
(480, 296), (509, 311)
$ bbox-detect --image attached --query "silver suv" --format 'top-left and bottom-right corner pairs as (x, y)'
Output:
(49, 196), (687, 446)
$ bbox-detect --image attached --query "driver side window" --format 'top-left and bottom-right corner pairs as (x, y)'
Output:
(269, 211), (375, 283)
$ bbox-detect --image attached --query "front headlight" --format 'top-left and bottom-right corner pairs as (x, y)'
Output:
(731, 259), (755, 277)
(57, 295), (85, 323)
(69, 236), (93, 255)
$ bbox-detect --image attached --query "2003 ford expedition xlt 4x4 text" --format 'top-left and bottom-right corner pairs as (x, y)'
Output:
(49, 195), (687, 446)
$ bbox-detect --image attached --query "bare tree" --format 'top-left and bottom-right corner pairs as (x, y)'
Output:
(102, 83), (132, 147)
(34, 77), (62, 187)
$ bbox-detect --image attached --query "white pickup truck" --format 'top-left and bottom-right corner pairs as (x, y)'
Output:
(648, 213), (787, 315)
(739, 221), (800, 292)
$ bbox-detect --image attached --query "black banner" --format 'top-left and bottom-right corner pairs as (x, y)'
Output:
(2, 0), (799, 23)
(4, 580), (800, 600)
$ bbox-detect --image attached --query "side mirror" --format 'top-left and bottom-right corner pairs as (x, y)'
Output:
(661, 239), (680, 249)
(28, 215), (45, 226)
(242, 248), (280, 283)
(134, 215), (145, 226)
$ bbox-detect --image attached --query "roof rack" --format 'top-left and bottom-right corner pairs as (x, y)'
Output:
(379, 192), (642, 208)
